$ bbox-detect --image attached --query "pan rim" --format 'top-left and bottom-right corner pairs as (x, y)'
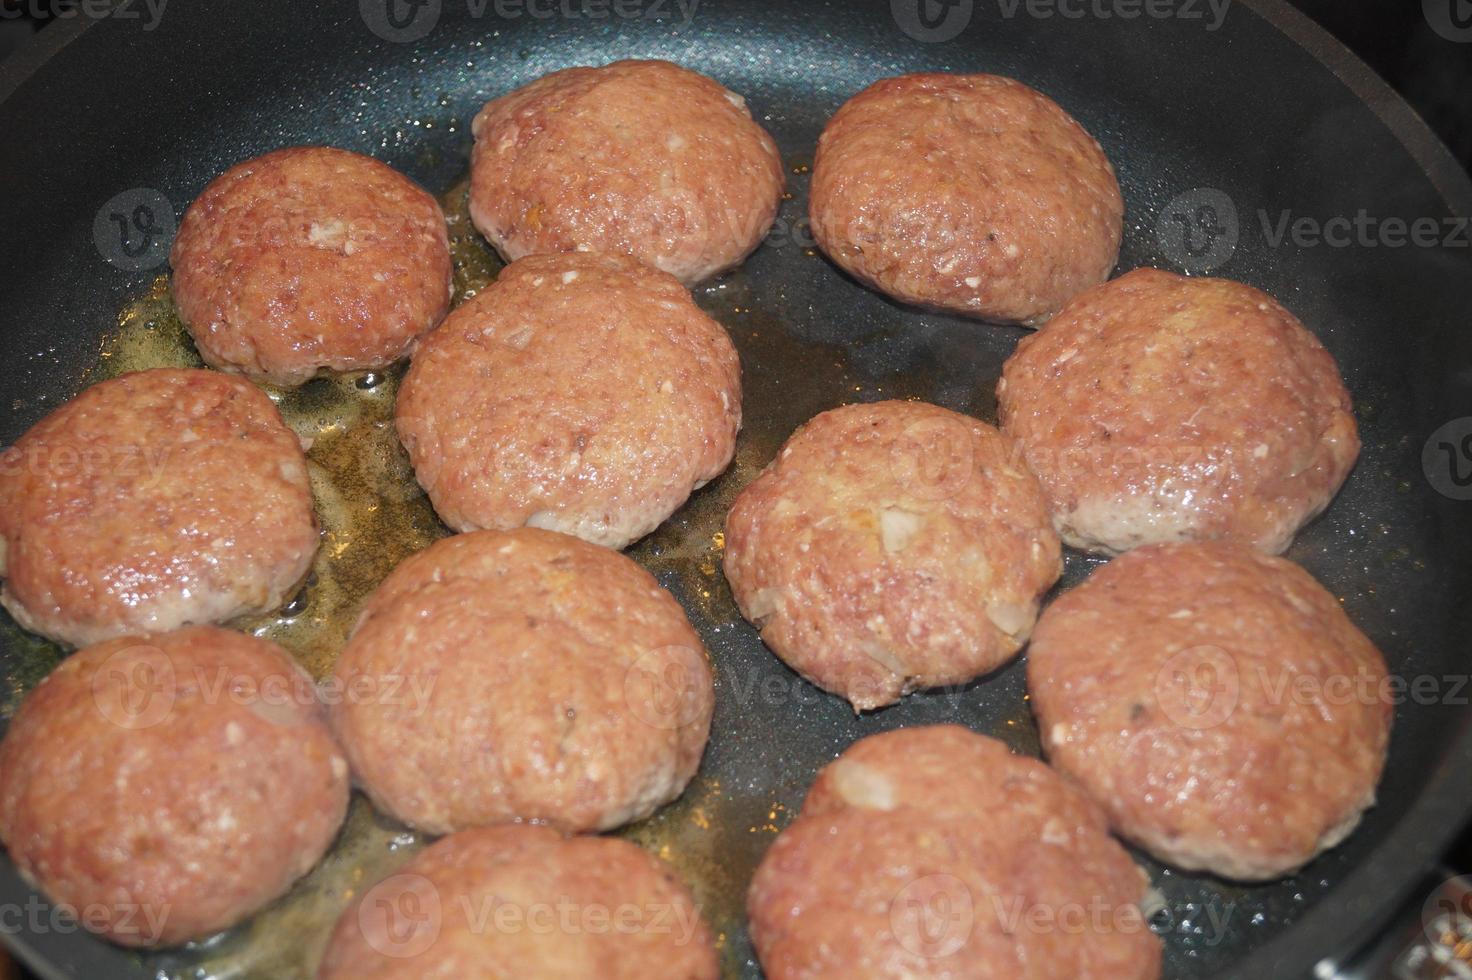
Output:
(0, 3), (1469, 979)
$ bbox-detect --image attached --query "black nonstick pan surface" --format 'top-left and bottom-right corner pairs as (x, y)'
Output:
(2, 1), (1471, 977)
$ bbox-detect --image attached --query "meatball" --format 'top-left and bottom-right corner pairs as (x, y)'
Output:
(0, 368), (318, 648)
(395, 251), (741, 550)
(723, 400), (1061, 711)
(809, 73), (1122, 324)
(172, 146), (452, 386)
(330, 528), (713, 835)
(747, 726), (1160, 979)
(317, 824), (718, 979)
(469, 59), (785, 285)
(0, 626), (349, 947)
(997, 268), (1360, 556)
(1028, 541), (1391, 881)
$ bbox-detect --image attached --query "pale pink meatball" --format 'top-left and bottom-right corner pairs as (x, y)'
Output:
(318, 825), (718, 979)
(0, 368), (318, 648)
(748, 726), (1161, 979)
(330, 528), (713, 835)
(810, 73), (1122, 323)
(1028, 541), (1391, 881)
(998, 268), (1360, 555)
(469, 59), (785, 285)
(0, 626), (349, 947)
(172, 146), (452, 386)
(396, 251), (741, 550)
(724, 400), (1061, 711)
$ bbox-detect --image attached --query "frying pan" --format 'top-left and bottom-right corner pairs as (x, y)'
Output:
(2, 1), (1471, 977)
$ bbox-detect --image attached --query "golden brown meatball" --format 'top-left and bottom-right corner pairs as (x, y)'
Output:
(0, 368), (317, 647)
(997, 268), (1359, 555)
(469, 59), (784, 285)
(0, 626), (349, 947)
(724, 400), (1061, 710)
(1028, 541), (1391, 880)
(810, 73), (1122, 323)
(395, 251), (741, 549)
(748, 726), (1161, 979)
(330, 528), (713, 835)
(172, 146), (452, 386)
(317, 824), (718, 979)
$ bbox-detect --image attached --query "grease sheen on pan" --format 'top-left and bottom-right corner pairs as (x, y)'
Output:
(0, 626), (349, 948)
(396, 251), (741, 550)
(810, 73), (1123, 324)
(329, 528), (713, 835)
(997, 268), (1360, 555)
(747, 725), (1162, 979)
(1028, 541), (1391, 881)
(171, 146), (453, 387)
(723, 400), (1061, 711)
(469, 59), (785, 285)
(317, 824), (718, 979)
(0, 368), (318, 648)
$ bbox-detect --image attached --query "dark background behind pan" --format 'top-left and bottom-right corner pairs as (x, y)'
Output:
(1, 1), (1471, 977)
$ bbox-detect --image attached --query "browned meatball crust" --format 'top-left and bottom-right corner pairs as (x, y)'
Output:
(748, 726), (1161, 979)
(469, 59), (784, 286)
(396, 251), (741, 549)
(0, 626), (349, 947)
(723, 400), (1061, 711)
(809, 73), (1122, 323)
(0, 368), (318, 648)
(172, 146), (452, 386)
(317, 824), (718, 979)
(330, 528), (713, 835)
(1028, 541), (1391, 881)
(998, 268), (1360, 555)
